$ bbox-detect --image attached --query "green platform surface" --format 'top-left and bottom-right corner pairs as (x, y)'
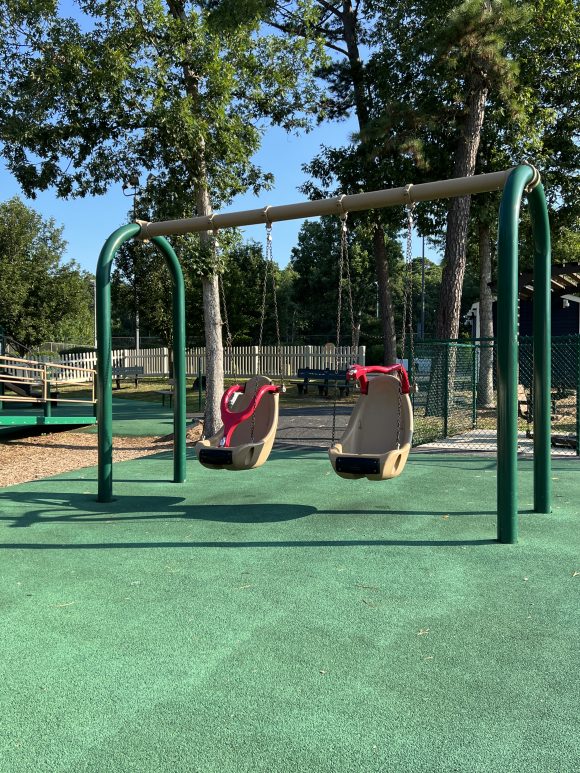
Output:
(0, 397), (173, 437)
(1, 450), (578, 773)
(0, 414), (97, 426)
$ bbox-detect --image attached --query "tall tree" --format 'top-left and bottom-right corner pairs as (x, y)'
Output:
(268, 0), (417, 364)
(0, 0), (322, 432)
(371, 0), (528, 340)
(0, 197), (93, 353)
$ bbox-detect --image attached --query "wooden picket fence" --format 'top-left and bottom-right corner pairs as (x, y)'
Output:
(57, 345), (366, 378)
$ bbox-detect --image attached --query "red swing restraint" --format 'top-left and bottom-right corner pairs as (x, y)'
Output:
(346, 364), (410, 395)
(220, 383), (282, 447)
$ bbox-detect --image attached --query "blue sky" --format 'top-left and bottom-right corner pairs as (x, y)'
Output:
(1, 118), (437, 274)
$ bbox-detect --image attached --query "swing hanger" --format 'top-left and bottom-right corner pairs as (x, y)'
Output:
(336, 194), (349, 230)
(263, 206), (273, 235)
(403, 184), (416, 210)
(208, 213), (219, 240)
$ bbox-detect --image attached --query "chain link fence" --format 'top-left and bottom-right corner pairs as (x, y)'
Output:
(411, 336), (579, 456)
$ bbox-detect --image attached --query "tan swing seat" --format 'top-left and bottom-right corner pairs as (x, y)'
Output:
(196, 376), (281, 471)
(329, 365), (413, 481)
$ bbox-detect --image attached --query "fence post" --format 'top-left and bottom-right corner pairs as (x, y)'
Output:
(443, 343), (450, 437)
(43, 370), (52, 418)
(252, 346), (259, 375)
(305, 345), (312, 370)
(472, 343), (477, 428)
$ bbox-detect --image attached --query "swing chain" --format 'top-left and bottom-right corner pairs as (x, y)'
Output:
(395, 373), (402, 450)
(331, 210), (348, 447)
(257, 225), (271, 372)
(343, 216), (356, 364)
(398, 202), (416, 448)
(253, 230), (271, 443)
(214, 230), (233, 356)
(266, 224), (284, 388)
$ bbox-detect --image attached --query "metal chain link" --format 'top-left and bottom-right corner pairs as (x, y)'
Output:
(270, 270), (284, 385)
(257, 226), (271, 373)
(335, 216), (345, 358)
(215, 231), (232, 355)
(267, 226), (284, 387)
(397, 204), (416, 448)
(343, 216), (356, 364)
(331, 213), (348, 447)
(406, 207), (417, 391)
(252, 225), (273, 443)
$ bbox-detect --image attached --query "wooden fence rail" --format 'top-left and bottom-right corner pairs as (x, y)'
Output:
(0, 354), (96, 405)
(58, 345), (366, 378)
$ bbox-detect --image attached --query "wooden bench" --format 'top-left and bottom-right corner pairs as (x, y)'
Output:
(290, 368), (350, 397)
(112, 365), (144, 389)
(152, 377), (176, 408)
(156, 377), (203, 408)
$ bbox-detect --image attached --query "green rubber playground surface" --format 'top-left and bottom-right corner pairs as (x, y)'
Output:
(1, 447), (578, 772)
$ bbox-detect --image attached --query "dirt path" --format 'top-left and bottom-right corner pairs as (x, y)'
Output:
(0, 424), (205, 488)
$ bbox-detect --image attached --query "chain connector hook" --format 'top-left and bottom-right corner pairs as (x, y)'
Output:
(208, 214), (220, 247)
(403, 184), (416, 214)
(337, 194), (348, 233)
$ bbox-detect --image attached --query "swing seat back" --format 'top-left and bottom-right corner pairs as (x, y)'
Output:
(196, 376), (280, 471)
(329, 371), (413, 480)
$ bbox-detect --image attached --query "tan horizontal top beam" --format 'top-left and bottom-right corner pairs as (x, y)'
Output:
(138, 168), (518, 239)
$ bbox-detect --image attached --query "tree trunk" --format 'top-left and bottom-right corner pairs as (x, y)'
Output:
(166, 0), (224, 437)
(373, 224), (397, 364)
(342, 1), (369, 127)
(196, 159), (223, 438)
(341, 3), (397, 361)
(477, 219), (494, 408)
(202, 273), (224, 434)
(435, 82), (488, 341)
(427, 80), (488, 417)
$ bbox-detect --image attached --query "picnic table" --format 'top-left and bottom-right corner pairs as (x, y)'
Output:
(290, 368), (350, 397)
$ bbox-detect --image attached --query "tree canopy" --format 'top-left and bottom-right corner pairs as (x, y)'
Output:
(0, 196), (93, 353)
(1, 0), (578, 370)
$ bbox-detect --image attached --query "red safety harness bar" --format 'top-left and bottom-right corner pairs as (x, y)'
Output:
(346, 364), (410, 395)
(220, 383), (282, 447)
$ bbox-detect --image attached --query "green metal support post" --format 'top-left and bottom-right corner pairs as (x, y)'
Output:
(496, 165), (551, 543)
(471, 343), (477, 429)
(443, 343), (450, 438)
(96, 225), (187, 503)
(43, 386), (52, 418)
(529, 184), (552, 512)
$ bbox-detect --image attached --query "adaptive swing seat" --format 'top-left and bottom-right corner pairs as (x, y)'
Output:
(329, 364), (413, 480)
(196, 375), (281, 471)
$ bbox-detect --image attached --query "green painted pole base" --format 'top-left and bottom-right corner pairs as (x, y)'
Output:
(496, 165), (552, 542)
(96, 226), (187, 502)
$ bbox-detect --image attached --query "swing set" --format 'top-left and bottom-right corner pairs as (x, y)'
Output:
(197, 207), (413, 479)
(95, 163), (552, 544)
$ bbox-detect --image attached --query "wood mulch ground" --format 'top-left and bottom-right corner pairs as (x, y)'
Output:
(0, 424), (204, 488)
